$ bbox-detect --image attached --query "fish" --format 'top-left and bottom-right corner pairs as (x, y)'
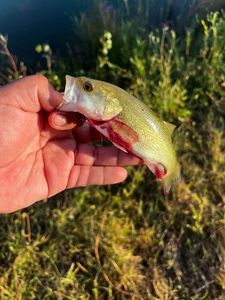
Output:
(58, 75), (181, 193)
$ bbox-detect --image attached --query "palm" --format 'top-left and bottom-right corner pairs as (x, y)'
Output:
(0, 106), (74, 210)
(0, 75), (139, 212)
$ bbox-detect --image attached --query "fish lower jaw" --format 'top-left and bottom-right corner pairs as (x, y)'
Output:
(59, 93), (80, 112)
(58, 102), (79, 112)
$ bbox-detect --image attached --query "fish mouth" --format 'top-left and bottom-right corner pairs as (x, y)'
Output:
(58, 75), (80, 112)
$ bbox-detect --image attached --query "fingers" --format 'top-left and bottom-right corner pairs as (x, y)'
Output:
(75, 144), (141, 166)
(43, 138), (131, 195)
(0, 74), (63, 112)
(67, 165), (128, 188)
(48, 113), (103, 143)
(48, 111), (86, 130)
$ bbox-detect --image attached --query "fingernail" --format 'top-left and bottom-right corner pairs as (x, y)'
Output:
(54, 114), (67, 126)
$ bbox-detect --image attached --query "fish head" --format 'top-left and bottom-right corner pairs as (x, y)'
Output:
(59, 75), (123, 121)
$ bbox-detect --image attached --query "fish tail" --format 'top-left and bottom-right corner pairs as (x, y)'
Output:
(162, 162), (181, 194)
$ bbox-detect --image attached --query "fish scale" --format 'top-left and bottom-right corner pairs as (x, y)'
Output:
(59, 75), (181, 193)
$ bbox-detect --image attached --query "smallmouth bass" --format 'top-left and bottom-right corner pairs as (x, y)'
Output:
(59, 75), (181, 193)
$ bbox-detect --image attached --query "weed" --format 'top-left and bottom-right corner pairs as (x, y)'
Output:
(0, 2), (225, 299)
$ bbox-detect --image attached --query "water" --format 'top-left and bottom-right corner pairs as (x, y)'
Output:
(0, 0), (86, 65)
(0, 0), (224, 67)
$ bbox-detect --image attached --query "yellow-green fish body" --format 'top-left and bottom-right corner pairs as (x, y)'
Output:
(59, 75), (181, 192)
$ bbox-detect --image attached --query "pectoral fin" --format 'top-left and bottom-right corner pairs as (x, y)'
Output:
(111, 141), (128, 153)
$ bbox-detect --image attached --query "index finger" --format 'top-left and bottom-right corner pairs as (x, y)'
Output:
(0, 74), (63, 112)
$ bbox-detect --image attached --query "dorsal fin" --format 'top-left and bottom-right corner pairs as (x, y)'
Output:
(163, 121), (176, 136)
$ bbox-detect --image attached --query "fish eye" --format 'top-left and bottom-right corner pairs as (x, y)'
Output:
(83, 81), (93, 92)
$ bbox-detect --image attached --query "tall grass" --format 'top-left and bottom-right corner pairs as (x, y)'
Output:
(0, 1), (225, 299)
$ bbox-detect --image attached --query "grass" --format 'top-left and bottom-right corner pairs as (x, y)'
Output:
(0, 1), (225, 299)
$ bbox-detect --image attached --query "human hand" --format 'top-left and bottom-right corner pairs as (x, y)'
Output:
(0, 75), (140, 213)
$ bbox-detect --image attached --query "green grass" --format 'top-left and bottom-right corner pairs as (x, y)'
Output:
(1, 2), (225, 299)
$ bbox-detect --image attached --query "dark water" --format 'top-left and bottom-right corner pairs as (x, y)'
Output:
(0, 0), (224, 67)
(0, 0), (87, 65)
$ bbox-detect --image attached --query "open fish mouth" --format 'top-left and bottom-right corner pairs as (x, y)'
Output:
(58, 75), (81, 112)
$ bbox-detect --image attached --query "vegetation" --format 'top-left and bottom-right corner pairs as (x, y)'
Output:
(0, 1), (225, 299)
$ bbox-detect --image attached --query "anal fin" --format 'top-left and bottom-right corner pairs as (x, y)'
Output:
(145, 161), (167, 180)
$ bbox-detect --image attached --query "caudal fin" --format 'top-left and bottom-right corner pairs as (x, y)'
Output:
(145, 160), (181, 193)
(162, 162), (181, 194)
